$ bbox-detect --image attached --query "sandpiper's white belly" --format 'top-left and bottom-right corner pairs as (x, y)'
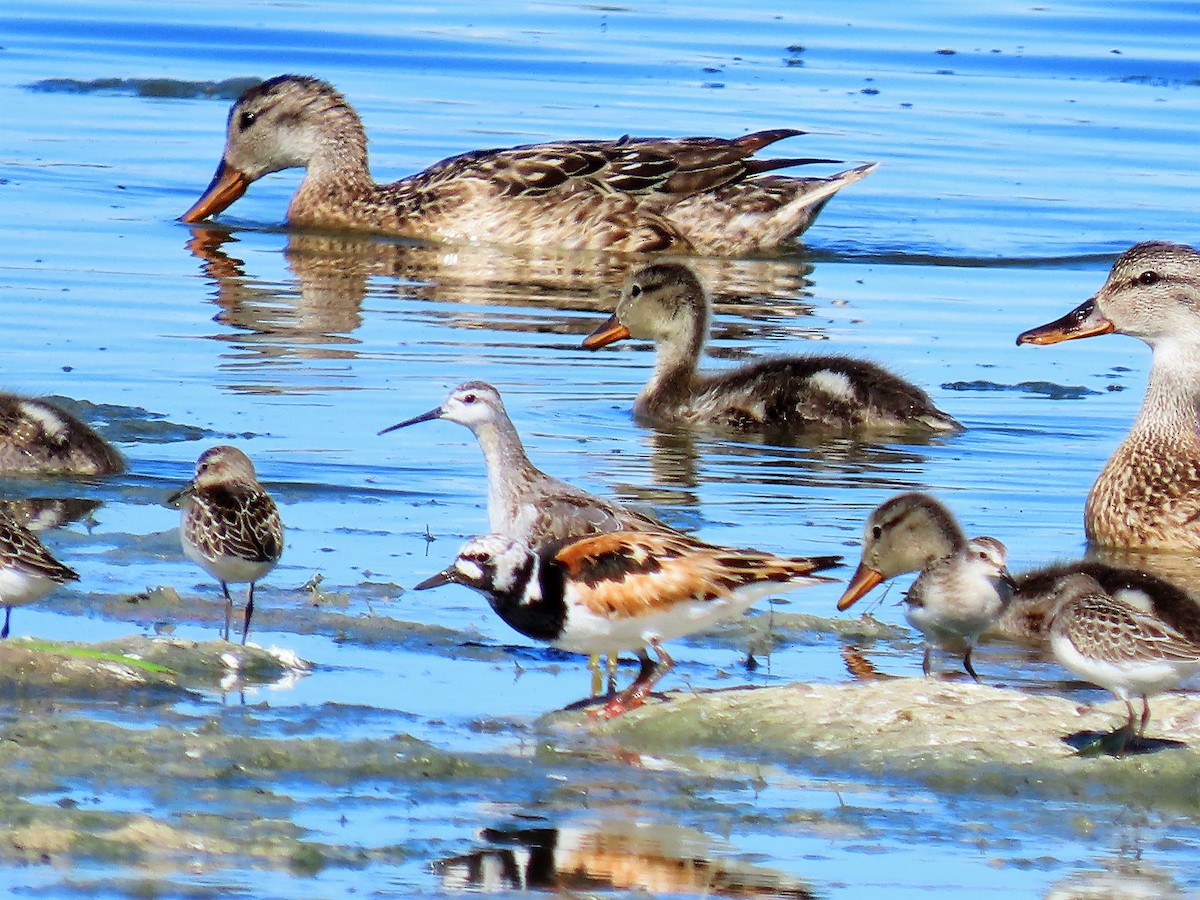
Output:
(1050, 631), (1200, 699)
(184, 542), (275, 586)
(0, 567), (59, 608)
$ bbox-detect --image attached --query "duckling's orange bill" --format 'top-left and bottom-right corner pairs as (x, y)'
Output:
(1015, 298), (1115, 346)
(181, 160), (251, 223)
(836, 563), (884, 611)
(581, 316), (632, 350)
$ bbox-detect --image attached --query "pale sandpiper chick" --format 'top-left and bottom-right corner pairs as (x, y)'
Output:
(836, 492), (1014, 681)
(0, 393), (124, 476)
(1018, 241), (1200, 551)
(902, 536), (1015, 681)
(181, 75), (876, 255)
(0, 506), (79, 638)
(1046, 572), (1200, 754)
(170, 445), (284, 644)
(415, 530), (840, 718)
(582, 263), (961, 437)
(380, 381), (678, 551)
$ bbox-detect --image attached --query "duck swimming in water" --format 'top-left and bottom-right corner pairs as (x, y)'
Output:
(181, 75), (876, 255)
(582, 263), (960, 437)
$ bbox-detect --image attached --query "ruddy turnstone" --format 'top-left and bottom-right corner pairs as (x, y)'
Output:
(583, 263), (961, 436)
(415, 529), (840, 718)
(1046, 572), (1200, 753)
(0, 506), (79, 638)
(181, 75), (875, 254)
(170, 445), (283, 644)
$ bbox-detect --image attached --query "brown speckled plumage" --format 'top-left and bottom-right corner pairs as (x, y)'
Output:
(835, 493), (1200, 658)
(0, 393), (124, 477)
(0, 506), (78, 638)
(171, 445), (283, 643)
(1045, 572), (1200, 748)
(583, 263), (960, 436)
(1018, 241), (1200, 551)
(182, 75), (876, 255)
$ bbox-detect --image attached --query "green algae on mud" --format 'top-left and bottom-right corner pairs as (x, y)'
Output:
(0, 636), (310, 698)
(578, 679), (1200, 811)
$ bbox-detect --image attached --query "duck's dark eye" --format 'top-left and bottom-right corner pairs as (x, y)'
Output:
(1137, 270), (1160, 286)
(872, 525), (883, 539)
(238, 110), (257, 131)
(630, 285), (643, 298)
(462, 393), (477, 404)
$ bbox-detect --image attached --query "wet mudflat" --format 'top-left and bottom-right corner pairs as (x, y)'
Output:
(2, 0), (1200, 895)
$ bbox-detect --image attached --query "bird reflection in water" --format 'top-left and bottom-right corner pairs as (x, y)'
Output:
(436, 822), (816, 898)
(184, 226), (823, 342)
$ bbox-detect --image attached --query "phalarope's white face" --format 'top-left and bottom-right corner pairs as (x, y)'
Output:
(439, 383), (505, 430)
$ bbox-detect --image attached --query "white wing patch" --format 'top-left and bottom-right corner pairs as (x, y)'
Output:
(17, 401), (68, 441)
(806, 370), (856, 402)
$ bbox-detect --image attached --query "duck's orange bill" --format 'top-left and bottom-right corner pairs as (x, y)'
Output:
(180, 160), (250, 223)
(835, 564), (884, 611)
(581, 315), (632, 350)
(1015, 298), (1115, 346)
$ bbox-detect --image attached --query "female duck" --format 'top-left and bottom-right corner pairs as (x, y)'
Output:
(582, 263), (960, 436)
(181, 75), (875, 255)
(1018, 241), (1200, 551)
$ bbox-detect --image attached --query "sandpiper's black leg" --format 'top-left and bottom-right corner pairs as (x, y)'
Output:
(962, 646), (981, 683)
(221, 582), (234, 641)
(241, 582), (256, 646)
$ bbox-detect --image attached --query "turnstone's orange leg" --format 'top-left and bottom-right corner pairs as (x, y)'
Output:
(591, 641), (673, 719)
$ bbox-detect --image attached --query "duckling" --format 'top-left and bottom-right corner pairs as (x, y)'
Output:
(1018, 240), (1200, 551)
(836, 492), (1014, 680)
(837, 491), (1200, 653)
(996, 558), (1200, 648)
(582, 263), (960, 436)
(0, 393), (124, 477)
(181, 75), (876, 255)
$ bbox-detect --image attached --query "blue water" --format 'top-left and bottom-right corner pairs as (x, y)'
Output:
(3, 0), (1200, 895)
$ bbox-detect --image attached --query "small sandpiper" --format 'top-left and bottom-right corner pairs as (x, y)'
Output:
(902, 536), (1015, 681)
(170, 445), (283, 644)
(416, 529), (840, 718)
(1047, 572), (1200, 754)
(0, 506), (79, 638)
(837, 492), (1015, 681)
